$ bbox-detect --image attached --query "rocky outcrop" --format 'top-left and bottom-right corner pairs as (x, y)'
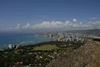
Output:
(46, 40), (100, 67)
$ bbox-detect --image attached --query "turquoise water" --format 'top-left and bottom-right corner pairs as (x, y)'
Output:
(0, 32), (55, 49)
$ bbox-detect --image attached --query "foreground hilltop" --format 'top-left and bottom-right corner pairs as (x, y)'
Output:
(46, 40), (100, 67)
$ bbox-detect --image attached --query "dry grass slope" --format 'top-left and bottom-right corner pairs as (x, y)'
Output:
(46, 40), (100, 67)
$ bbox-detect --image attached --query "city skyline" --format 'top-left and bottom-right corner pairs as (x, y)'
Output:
(0, 0), (100, 31)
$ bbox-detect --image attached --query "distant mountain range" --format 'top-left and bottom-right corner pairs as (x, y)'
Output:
(65, 29), (100, 35)
(0, 29), (100, 36)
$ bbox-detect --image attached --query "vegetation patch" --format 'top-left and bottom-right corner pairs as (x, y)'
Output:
(0, 41), (84, 67)
(33, 44), (59, 50)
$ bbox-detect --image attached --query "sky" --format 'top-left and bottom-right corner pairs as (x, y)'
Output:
(0, 0), (100, 31)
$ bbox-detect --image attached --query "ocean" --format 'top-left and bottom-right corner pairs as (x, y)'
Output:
(0, 32), (55, 49)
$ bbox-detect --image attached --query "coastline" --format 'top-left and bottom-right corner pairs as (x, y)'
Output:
(0, 33), (56, 50)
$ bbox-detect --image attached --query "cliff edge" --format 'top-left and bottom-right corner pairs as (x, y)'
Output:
(46, 40), (100, 67)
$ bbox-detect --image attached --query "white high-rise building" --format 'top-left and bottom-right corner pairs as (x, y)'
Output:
(8, 44), (13, 49)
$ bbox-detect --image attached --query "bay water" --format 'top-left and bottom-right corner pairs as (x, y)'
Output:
(0, 32), (55, 49)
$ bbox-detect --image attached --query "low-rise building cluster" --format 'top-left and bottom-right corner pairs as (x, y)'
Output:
(11, 50), (59, 67)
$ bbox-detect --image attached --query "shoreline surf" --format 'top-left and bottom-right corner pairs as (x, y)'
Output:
(0, 32), (56, 49)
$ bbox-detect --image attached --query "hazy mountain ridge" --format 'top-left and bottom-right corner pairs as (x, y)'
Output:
(1, 29), (100, 35)
(65, 29), (100, 35)
(46, 40), (100, 67)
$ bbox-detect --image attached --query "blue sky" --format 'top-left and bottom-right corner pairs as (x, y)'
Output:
(0, 0), (100, 31)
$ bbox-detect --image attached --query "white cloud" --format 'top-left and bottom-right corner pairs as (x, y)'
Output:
(32, 20), (100, 30)
(32, 20), (74, 30)
(5, 19), (100, 31)
(23, 23), (30, 28)
(15, 23), (20, 29)
(73, 18), (77, 22)
(32, 21), (65, 29)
